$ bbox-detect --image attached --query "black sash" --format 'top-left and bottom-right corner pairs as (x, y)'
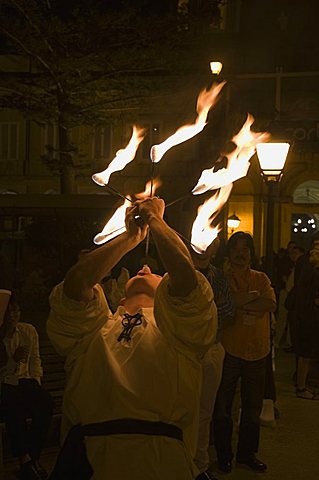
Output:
(49, 418), (183, 480)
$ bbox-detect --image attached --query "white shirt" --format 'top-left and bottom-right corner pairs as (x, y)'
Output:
(2, 322), (43, 386)
(47, 272), (217, 480)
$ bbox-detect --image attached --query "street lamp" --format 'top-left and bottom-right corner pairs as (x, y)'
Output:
(256, 142), (290, 281)
(210, 61), (223, 76)
(227, 213), (241, 235)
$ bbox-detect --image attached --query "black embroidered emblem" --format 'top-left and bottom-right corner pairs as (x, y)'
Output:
(117, 313), (143, 342)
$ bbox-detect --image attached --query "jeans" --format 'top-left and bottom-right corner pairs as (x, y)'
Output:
(213, 353), (266, 463)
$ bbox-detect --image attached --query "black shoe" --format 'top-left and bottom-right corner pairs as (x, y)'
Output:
(237, 456), (267, 471)
(32, 460), (48, 480)
(196, 470), (219, 480)
(217, 460), (232, 474)
(19, 461), (42, 480)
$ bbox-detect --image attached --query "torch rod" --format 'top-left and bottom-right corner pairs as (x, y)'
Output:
(166, 193), (192, 208)
(145, 155), (157, 259)
(104, 184), (133, 203)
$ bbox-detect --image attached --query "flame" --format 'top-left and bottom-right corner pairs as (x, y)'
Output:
(190, 184), (233, 253)
(93, 198), (131, 245)
(93, 180), (161, 245)
(150, 81), (226, 163)
(92, 126), (146, 186)
(192, 114), (270, 195)
(135, 178), (162, 199)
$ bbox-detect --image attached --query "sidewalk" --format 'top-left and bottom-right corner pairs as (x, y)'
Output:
(208, 350), (319, 479)
(2, 350), (319, 479)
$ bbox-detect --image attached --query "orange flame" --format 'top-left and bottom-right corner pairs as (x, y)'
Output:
(93, 180), (160, 245)
(135, 178), (162, 199)
(93, 198), (131, 245)
(150, 81), (226, 163)
(190, 184), (233, 253)
(192, 114), (270, 195)
(92, 126), (146, 186)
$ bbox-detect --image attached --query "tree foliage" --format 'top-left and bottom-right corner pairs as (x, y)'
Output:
(0, 0), (200, 190)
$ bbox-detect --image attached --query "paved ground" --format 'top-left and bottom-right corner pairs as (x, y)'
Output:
(2, 350), (319, 479)
(208, 350), (319, 479)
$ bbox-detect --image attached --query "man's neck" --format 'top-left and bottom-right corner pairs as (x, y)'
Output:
(231, 263), (250, 275)
(122, 295), (154, 315)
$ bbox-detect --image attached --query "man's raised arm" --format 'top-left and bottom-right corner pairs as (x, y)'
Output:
(136, 198), (198, 297)
(63, 207), (147, 303)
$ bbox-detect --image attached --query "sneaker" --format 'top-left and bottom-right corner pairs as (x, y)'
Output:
(19, 461), (42, 480)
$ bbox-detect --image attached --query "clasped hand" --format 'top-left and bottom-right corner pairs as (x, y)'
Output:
(13, 345), (29, 363)
(125, 197), (165, 242)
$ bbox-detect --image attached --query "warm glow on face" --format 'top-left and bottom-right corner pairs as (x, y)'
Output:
(192, 114), (270, 195)
(92, 126), (146, 186)
(256, 142), (290, 175)
(190, 184), (232, 253)
(150, 81), (226, 163)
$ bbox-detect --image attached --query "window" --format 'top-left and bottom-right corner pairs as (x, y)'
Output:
(93, 125), (112, 161)
(42, 124), (59, 159)
(0, 122), (19, 161)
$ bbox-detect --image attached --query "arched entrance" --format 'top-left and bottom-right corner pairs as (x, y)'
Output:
(290, 180), (319, 249)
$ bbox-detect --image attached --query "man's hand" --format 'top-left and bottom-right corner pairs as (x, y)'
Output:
(13, 345), (29, 363)
(125, 204), (148, 243)
(134, 197), (165, 225)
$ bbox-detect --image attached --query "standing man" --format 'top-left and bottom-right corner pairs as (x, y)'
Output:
(0, 293), (54, 480)
(213, 232), (276, 473)
(47, 197), (217, 480)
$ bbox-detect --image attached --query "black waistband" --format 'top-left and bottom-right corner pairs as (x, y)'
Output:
(81, 418), (183, 442)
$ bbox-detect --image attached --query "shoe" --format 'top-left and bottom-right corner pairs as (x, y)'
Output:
(19, 461), (42, 480)
(296, 388), (319, 400)
(196, 470), (219, 480)
(217, 460), (232, 473)
(237, 456), (267, 472)
(32, 460), (48, 479)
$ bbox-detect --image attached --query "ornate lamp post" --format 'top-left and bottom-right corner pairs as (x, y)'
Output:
(210, 61), (223, 76)
(227, 213), (241, 235)
(256, 142), (290, 280)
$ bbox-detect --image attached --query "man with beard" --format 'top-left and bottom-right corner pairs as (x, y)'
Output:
(213, 232), (276, 473)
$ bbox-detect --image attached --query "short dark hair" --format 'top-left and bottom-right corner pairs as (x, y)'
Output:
(227, 231), (256, 263)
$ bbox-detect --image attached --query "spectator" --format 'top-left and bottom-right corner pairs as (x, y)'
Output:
(47, 198), (217, 480)
(0, 292), (54, 480)
(275, 245), (305, 349)
(293, 239), (319, 399)
(213, 232), (276, 473)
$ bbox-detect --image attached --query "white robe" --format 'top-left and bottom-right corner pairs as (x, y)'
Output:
(47, 272), (217, 480)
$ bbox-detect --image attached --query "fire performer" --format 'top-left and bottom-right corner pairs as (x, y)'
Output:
(47, 197), (217, 480)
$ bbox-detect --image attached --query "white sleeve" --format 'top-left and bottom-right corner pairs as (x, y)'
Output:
(47, 282), (111, 357)
(154, 271), (217, 357)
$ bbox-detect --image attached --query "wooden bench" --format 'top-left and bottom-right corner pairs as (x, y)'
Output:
(0, 337), (66, 471)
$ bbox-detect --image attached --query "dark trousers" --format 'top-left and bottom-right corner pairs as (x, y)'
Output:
(213, 353), (266, 463)
(0, 379), (54, 459)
